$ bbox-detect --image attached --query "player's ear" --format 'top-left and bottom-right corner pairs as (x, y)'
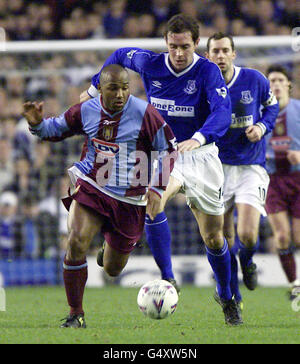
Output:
(194, 37), (200, 48)
(204, 51), (209, 59)
(232, 49), (237, 60)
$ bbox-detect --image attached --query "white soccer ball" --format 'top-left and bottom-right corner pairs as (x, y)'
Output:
(137, 279), (178, 319)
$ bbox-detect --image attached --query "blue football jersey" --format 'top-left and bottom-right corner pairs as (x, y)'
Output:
(217, 66), (279, 167)
(89, 47), (232, 144)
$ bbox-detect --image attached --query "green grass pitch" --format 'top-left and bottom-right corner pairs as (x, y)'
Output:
(0, 285), (299, 344)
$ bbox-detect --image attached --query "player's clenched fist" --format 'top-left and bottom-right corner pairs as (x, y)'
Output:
(22, 101), (44, 126)
(245, 125), (263, 143)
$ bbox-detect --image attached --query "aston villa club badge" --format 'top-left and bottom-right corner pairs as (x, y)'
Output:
(102, 119), (116, 140)
(275, 123), (286, 136)
(103, 125), (114, 140)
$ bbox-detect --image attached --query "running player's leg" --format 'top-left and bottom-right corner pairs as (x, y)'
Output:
(185, 147), (242, 325)
(236, 203), (261, 251)
(268, 211), (298, 292)
(223, 206), (242, 303)
(192, 209), (232, 301)
(102, 241), (130, 277)
(66, 200), (103, 261)
(145, 175), (182, 291)
(235, 203), (261, 290)
(186, 146), (232, 302)
(62, 200), (103, 327)
(223, 206), (235, 249)
(192, 208), (242, 325)
(292, 217), (300, 249)
(233, 165), (269, 290)
(222, 165), (243, 304)
(291, 217), (300, 297)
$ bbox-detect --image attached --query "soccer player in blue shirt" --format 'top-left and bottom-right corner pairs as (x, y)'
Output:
(82, 14), (243, 326)
(206, 33), (279, 308)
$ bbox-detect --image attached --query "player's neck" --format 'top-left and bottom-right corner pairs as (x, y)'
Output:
(278, 95), (290, 111)
(168, 58), (192, 74)
(223, 65), (235, 85)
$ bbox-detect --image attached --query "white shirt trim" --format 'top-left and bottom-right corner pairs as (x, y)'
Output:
(191, 132), (206, 146)
(164, 53), (200, 77)
(88, 84), (99, 98)
(227, 66), (241, 89)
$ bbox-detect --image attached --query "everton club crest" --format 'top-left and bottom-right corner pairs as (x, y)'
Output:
(184, 80), (197, 95)
(240, 90), (253, 104)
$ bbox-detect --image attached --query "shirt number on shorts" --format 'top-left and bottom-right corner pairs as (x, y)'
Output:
(218, 187), (224, 200)
(258, 186), (266, 202)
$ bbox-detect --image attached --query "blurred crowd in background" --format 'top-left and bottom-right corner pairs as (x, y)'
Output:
(0, 0), (299, 259)
(0, 0), (298, 40)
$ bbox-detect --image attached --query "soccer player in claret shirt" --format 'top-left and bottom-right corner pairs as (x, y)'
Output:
(206, 33), (279, 309)
(265, 65), (300, 300)
(22, 65), (177, 328)
(82, 14), (244, 326)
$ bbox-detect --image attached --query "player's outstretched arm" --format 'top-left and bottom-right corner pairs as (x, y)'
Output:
(22, 101), (43, 127)
(23, 102), (83, 142)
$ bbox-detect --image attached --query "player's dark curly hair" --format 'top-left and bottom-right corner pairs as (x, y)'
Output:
(164, 14), (200, 43)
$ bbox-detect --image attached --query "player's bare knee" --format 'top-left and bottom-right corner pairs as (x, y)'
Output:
(275, 231), (291, 249)
(203, 232), (224, 250)
(238, 229), (258, 248)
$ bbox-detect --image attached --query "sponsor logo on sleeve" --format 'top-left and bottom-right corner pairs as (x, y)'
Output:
(126, 50), (137, 59)
(216, 87), (228, 98)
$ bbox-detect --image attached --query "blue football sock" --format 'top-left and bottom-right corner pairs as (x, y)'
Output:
(239, 238), (259, 268)
(230, 249), (242, 303)
(145, 212), (174, 280)
(206, 239), (232, 301)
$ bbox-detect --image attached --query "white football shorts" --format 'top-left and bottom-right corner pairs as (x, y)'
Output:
(222, 164), (270, 216)
(171, 143), (225, 215)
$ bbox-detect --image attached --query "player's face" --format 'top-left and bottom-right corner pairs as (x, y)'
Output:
(99, 72), (130, 112)
(268, 72), (290, 100)
(206, 38), (236, 74)
(166, 31), (199, 72)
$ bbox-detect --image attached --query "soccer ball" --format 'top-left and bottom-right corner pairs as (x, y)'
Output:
(137, 279), (178, 319)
